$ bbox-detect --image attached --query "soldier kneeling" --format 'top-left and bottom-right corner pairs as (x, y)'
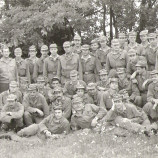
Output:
(0, 94), (24, 132)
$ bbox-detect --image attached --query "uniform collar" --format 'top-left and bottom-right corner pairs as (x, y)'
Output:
(49, 55), (59, 61)
(0, 57), (11, 63)
(81, 54), (91, 61)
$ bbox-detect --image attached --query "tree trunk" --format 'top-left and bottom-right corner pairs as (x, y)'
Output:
(110, 6), (113, 45)
(103, 4), (106, 36)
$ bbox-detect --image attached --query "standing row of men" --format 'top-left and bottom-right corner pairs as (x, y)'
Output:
(0, 29), (158, 139)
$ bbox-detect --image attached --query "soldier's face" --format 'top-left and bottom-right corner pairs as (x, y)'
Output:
(100, 74), (108, 81)
(150, 39), (157, 48)
(140, 35), (147, 42)
(29, 50), (37, 57)
(117, 73), (126, 80)
(50, 48), (58, 55)
(110, 82), (118, 90)
(20, 83), (28, 90)
(37, 81), (45, 89)
(100, 40), (107, 48)
(129, 54), (137, 62)
(55, 110), (63, 119)
(41, 50), (48, 58)
(115, 100), (125, 113)
(136, 67), (144, 74)
(129, 36), (136, 43)
(29, 90), (37, 98)
(76, 89), (85, 97)
(82, 49), (89, 56)
(70, 75), (78, 82)
(9, 86), (18, 93)
(112, 43), (120, 51)
(88, 88), (97, 96)
(74, 39), (81, 46)
(119, 37), (126, 44)
(15, 50), (22, 57)
(91, 43), (98, 51)
(54, 91), (62, 99)
(51, 81), (60, 88)
(63, 45), (71, 53)
(2, 48), (10, 58)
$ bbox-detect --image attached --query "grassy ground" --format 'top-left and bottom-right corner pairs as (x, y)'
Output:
(0, 129), (158, 158)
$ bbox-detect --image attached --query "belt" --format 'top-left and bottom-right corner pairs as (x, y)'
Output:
(84, 71), (93, 75)
(49, 72), (56, 75)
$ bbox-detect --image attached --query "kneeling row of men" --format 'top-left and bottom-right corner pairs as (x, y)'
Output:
(0, 79), (157, 139)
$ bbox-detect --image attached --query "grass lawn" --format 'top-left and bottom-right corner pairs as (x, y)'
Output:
(0, 129), (158, 158)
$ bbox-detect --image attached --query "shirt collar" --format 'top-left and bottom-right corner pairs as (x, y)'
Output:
(50, 55), (59, 61)
(81, 54), (91, 61)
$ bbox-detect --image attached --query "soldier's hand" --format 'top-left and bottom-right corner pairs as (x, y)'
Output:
(122, 118), (131, 123)
(35, 109), (44, 117)
(130, 71), (137, 80)
(51, 134), (59, 139)
(91, 117), (98, 127)
(45, 130), (52, 137)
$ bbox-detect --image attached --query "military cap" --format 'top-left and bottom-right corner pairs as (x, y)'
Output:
(2, 45), (9, 50)
(37, 76), (45, 82)
(72, 97), (84, 111)
(53, 105), (63, 111)
(51, 76), (60, 82)
(150, 70), (158, 75)
(91, 38), (98, 44)
(28, 84), (37, 91)
(135, 60), (147, 67)
(70, 70), (78, 77)
(53, 86), (62, 92)
(113, 94), (122, 102)
(7, 94), (17, 101)
(63, 41), (71, 47)
(14, 47), (22, 53)
(109, 78), (119, 83)
(119, 32), (126, 37)
(128, 49), (136, 55)
(111, 39), (119, 44)
(20, 77), (28, 83)
(148, 33), (156, 39)
(41, 45), (48, 51)
(140, 30), (148, 36)
(128, 31), (137, 37)
(99, 35), (107, 41)
(50, 43), (57, 48)
(9, 81), (18, 87)
(117, 68), (125, 74)
(99, 69), (108, 75)
(72, 97), (83, 104)
(74, 34), (81, 40)
(87, 83), (96, 90)
(76, 83), (85, 89)
(81, 44), (90, 50)
(29, 45), (36, 51)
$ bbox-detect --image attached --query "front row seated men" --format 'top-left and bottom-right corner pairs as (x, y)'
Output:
(17, 105), (70, 138)
(0, 94), (24, 132)
(102, 94), (156, 134)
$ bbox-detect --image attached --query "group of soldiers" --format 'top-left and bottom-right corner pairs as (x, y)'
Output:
(0, 29), (158, 139)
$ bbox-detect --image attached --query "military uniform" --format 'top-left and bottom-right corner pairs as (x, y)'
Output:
(103, 95), (150, 133)
(0, 56), (17, 93)
(96, 69), (109, 91)
(130, 60), (150, 107)
(0, 94), (24, 131)
(81, 45), (101, 84)
(63, 70), (86, 99)
(17, 106), (70, 137)
(26, 45), (38, 83)
(71, 97), (106, 130)
(23, 84), (49, 126)
(57, 52), (82, 85)
(137, 30), (150, 57)
(106, 39), (129, 77)
(0, 81), (23, 109)
(118, 32), (128, 51)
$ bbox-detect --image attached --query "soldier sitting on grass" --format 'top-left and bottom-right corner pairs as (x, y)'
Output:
(17, 105), (70, 139)
(71, 97), (107, 131)
(0, 94), (24, 132)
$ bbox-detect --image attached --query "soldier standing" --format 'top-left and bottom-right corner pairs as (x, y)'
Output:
(57, 41), (83, 85)
(43, 43), (59, 84)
